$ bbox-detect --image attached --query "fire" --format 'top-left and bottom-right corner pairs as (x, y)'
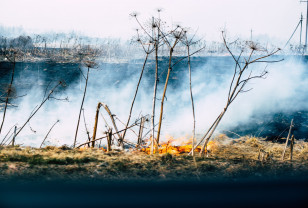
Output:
(141, 135), (218, 155)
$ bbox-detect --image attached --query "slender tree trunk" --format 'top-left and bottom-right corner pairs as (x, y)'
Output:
(74, 67), (90, 148)
(0, 58), (16, 134)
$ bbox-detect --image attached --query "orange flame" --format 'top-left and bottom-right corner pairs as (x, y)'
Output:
(141, 136), (218, 155)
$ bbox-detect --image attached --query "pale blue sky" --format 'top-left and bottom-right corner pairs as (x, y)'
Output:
(0, 0), (305, 43)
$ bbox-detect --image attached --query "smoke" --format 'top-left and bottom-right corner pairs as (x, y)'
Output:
(0, 55), (307, 147)
(170, 56), (308, 138)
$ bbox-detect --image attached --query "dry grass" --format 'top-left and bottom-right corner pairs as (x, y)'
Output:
(0, 136), (307, 182)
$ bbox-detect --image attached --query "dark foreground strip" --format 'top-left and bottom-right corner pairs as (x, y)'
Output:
(0, 178), (307, 208)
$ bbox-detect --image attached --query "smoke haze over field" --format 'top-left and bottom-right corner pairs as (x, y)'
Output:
(0, 55), (307, 147)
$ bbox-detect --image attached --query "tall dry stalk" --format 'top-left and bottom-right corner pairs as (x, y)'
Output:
(122, 44), (152, 141)
(156, 28), (184, 145)
(74, 66), (90, 148)
(184, 33), (196, 157)
(151, 15), (161, 154)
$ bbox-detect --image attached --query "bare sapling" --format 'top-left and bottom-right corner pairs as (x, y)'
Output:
(195, 31), (282, 156)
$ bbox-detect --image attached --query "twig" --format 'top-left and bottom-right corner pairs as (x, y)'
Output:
(40, 120), (60, 148)
(122, 45), (151, 140)
(76, 123), (138, 148)
(282, 119), (294, 160)
(8, 81), (63, 144)
(74, 67), (90, 147)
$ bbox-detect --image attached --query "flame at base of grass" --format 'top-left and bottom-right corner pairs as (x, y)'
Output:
(141, 136), (218, 155)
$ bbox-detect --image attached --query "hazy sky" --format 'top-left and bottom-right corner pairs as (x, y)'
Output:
(0, 0), (305, 43)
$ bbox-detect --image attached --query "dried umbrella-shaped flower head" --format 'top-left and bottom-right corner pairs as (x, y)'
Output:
(83, 60), (97, 68)
(247, 41), (260, 51)
(152, 21), (157, 28)
(59, 80), (67, 87)
(129, 12), (139, 18)
(173, 30), (183, 39)
(157, 8), (163, 13)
